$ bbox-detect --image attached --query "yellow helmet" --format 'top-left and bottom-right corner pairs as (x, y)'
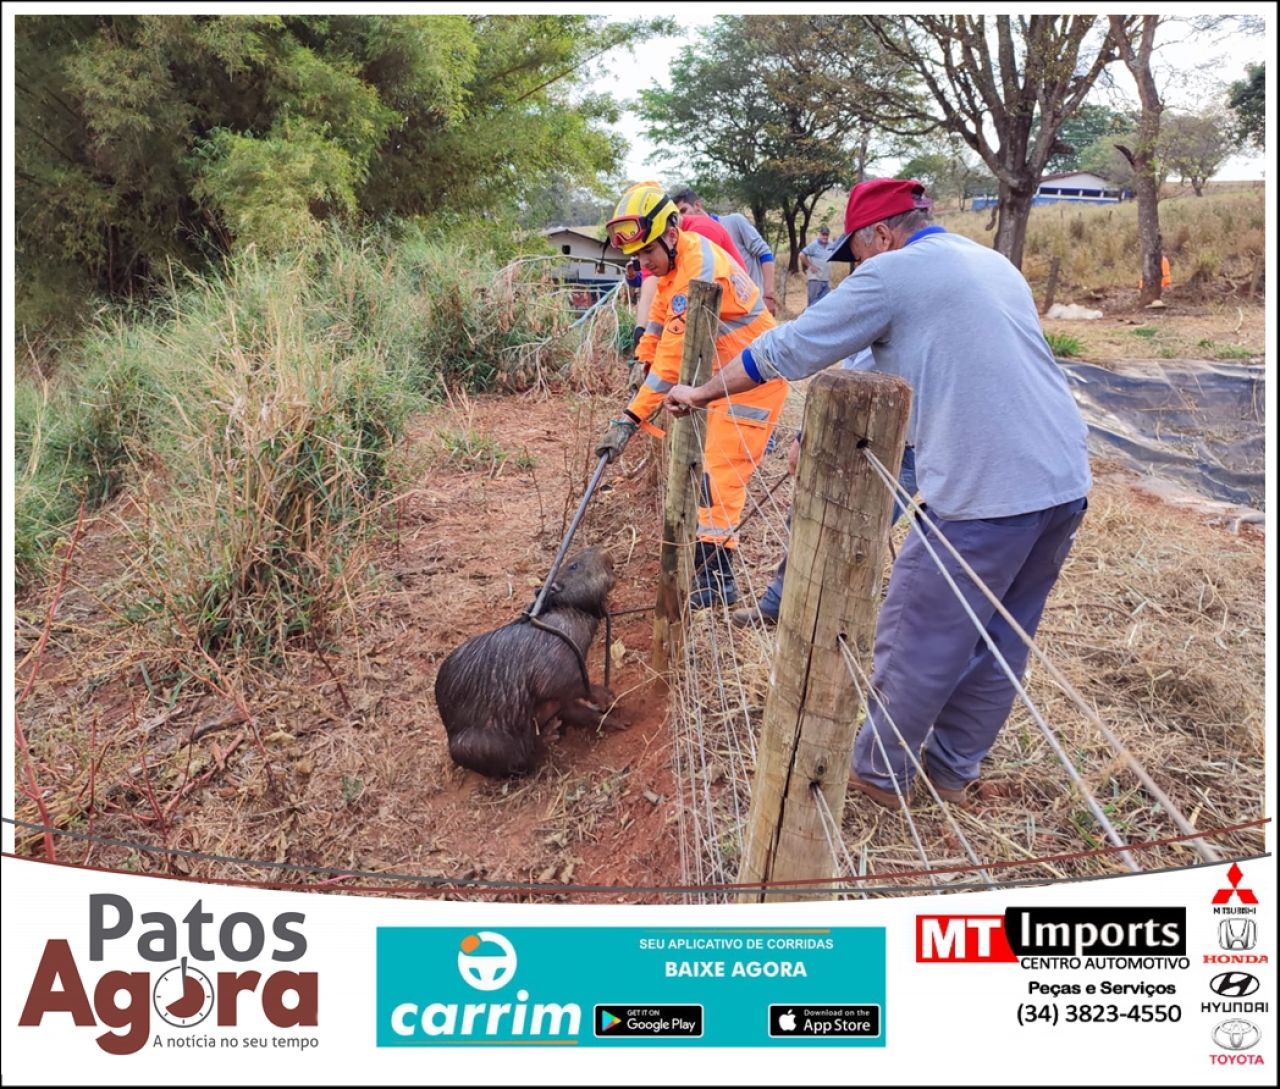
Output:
(605, 182), (679, 255)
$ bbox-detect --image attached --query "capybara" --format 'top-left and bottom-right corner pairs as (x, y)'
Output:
(434, 547), (616, 777)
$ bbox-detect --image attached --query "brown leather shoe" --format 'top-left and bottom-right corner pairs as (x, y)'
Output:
(848, 774), (911, 811)
(730, 605), (777, 629)
(922, 770), (974, 805)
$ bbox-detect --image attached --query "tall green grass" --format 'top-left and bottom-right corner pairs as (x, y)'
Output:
(13, 226), (586, 662)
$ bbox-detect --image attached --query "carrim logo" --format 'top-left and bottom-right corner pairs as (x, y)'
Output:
(389, 931), (582, 1041)
(457, 932), (517, 992)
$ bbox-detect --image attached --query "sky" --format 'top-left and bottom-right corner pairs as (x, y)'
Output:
(594, 10), (1270, 187)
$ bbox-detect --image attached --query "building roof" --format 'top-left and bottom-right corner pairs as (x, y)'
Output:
(542, 225), (608, 244)
(1039, 170), (1113, 187)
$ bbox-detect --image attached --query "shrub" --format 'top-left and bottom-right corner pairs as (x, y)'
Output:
(1045, 332), (1083, 357)
(13, 224), (594, 661)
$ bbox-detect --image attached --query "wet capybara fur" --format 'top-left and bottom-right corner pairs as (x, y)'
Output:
(434, 547), (616, 777)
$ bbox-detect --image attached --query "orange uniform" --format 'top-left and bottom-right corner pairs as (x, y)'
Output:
(627, 230), (788, 549)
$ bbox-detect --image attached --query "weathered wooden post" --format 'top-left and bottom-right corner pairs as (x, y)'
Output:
(738, 370), (912, 900)
(652, 279), (721, 670)
(1041, 255), (1061, 315)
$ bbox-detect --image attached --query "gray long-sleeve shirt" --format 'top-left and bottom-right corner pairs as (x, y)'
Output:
(747, 229), (1091, 520)
(715, 212), (774, 297)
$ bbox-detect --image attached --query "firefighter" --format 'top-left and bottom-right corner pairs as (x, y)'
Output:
(594, 182), (787, 608)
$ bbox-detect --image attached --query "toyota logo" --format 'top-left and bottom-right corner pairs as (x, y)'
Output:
(1212, 1019), (1261, 1051)
(1210, 971), (1260, 998)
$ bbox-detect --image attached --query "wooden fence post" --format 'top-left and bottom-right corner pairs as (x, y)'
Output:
(652, 279), (721, 671)
(1041, 255), (1061, 314)
(738, 370), (912, 901)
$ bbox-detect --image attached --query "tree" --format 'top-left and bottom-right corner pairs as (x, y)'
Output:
(1161, 112), (1240, 196)
(1228, 63), (1265, 150)
(516, 177), (615, 229)
(1107, 15), (1166, 305)
(638, 16), (906, 270)
(1079, 129), (1148, 192)
(1041, 103), (1129, 174)
(896, 135), (985, 208)
(856, 16), (1119, 268)
(14, 14), (657, 329)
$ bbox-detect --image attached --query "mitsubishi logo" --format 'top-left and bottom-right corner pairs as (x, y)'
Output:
(1212, 863), (1259, 906)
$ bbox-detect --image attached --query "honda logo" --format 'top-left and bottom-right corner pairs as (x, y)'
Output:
(1210, 972), (1260, 998)
(1218, 919), (1257, 951)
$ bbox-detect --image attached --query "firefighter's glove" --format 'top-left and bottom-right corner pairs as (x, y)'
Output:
(631, 325), (646, 351)
(595, 414), (639, 463)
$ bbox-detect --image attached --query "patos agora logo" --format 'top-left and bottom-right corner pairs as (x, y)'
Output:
(18, 894), (317, 1055)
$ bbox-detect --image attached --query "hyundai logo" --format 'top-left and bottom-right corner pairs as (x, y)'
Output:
(1212, 1019), (1261, 1051)
(1210, 971), (1260, 998)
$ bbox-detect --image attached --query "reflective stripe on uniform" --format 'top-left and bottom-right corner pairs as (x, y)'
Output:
(693, 234), (717, 282)
(724, 403), (772, 422)
(646, 320), (664, 335)
(644, 372), (674, 393)
(719, 295), (764, 334)
(697, 523), (735, 539)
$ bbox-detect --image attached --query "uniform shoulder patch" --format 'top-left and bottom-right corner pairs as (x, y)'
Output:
(670, 293), (688, 315)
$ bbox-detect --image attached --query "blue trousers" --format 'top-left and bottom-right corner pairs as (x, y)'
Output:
(806, 280), (831, 306)
(853, 496), (1088, 791)
(759, 447), (916, 619)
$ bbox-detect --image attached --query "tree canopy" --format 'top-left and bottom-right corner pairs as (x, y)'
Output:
(637, 15), (907, 269)
(859, 15), (1119, 268)
(14, 13), (659, 330)
(1228, 63), (1265, 151)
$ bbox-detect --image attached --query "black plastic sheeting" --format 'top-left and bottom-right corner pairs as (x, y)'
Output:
(1059, 359), (1266, 511)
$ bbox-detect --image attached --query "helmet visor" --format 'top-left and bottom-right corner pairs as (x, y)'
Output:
(605, 214), (651, 250)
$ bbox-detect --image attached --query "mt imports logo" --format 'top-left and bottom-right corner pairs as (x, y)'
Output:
(387, 931), (582, 1042)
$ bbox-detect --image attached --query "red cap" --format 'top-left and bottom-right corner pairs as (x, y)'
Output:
(831, 178), (930, 262)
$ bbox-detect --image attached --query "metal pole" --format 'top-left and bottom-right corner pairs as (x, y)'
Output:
(527, 453), (610, 619)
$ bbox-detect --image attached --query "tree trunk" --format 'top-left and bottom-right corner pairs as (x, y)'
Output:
(782, 204), (801, 273)
(799, 202), (814, 250)
(992, 181), (1035, 268)
(1133, 164), (1163, 305)
(1111, 15), (1165, 307)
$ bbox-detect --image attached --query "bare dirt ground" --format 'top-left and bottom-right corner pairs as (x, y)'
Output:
(13, 304), (1267, 902)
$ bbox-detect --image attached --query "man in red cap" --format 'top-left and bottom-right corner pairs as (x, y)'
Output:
(663, 177), (1092, 811)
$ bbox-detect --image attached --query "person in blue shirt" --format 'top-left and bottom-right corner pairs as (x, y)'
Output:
(664, 178), (1091, 812)
(671, 188), (778, 315)
(799, 225), (838, 307)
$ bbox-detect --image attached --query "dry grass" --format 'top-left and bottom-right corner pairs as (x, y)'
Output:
(673, 450), (1264, 900)
(785, 187), (1267, 352)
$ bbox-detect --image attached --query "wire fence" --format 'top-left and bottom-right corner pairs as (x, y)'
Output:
(665, 401), (1250, 903)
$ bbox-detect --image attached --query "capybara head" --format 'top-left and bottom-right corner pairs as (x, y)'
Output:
(544, 546), (615, 614)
